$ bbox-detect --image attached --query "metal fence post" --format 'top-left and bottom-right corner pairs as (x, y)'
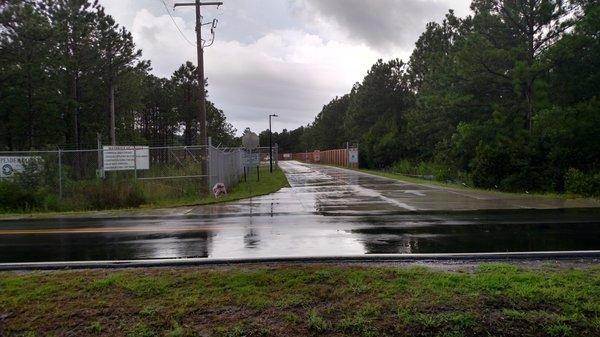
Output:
(134, 146), (137, 180)
(58, 148), (63, 199)
(0, 144), (250, 201)
(346, 142), (349, 168)
(208, 137), (212, 188)
(97, 133), (104, 179)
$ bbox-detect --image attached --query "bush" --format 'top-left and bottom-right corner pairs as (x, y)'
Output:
(468, 141), (547, 192)
(361, 119), (405, 169)
(0, 159), (61, 212)
(390, 160), (459, 182)
(1, 177), (146, 213)
(0, 180), (58, 212)
(69, 180), (146, 210)
(564, 168), (600, 197)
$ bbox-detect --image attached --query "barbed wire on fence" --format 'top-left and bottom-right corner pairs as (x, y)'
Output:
(0, 145), (279, 203)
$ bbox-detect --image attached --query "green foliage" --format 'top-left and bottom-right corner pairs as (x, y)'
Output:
(564, 169), (600, 198)
(307, 309), (329, 332)
(2, 264), (600, 335)
(469, 140), (530, 191)
(88, 321), (102, 334)
(126, 324), (156, 337)
(361, 119), (405, 169)
(0, 159), (60, 212)
(2, 0), (599, 198)
(0, 180), (52, 212)
(278, 0), (599, 197)
(391, 160), (459, 183)
(0, 0), (236, 150)
(67, 180), (146, 210)
(535, 99), (600, 180)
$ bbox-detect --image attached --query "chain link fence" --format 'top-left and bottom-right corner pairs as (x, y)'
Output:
(208, 145), (278, 187)
(0, 144), (279, 210)
(209, 146), (243, 188)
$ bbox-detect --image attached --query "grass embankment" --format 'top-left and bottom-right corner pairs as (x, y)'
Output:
(0, 167), (289, 219)
(1, 263), (599, 336)
(358, 168), (572, 199)
(144, 166), (289, 208)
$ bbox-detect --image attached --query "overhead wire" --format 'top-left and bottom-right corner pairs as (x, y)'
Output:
(157, 0), (196, 47)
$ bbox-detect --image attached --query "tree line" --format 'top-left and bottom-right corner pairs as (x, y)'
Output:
(270, 0), (599, 195)
(0, 0), (237, 151)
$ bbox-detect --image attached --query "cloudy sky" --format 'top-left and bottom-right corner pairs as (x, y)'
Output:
(99, 0), (471, 135)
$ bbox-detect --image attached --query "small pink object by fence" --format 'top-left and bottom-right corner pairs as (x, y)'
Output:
(212, 183), (227, 198)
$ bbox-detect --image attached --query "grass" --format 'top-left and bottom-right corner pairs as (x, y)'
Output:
(316, 162), (503, 195)
(356, 168), (590, 200)
(1, 263), (599, 336)
(144, 166), (289, 208)
(0, 166), (289, 219)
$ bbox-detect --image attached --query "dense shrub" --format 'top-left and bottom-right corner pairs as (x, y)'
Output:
(0, 160), (60, 212)
(361, 119), (405, 169)
(564, 169), (600, 198)
(0, 180), (58, 212)
(390, 160), (463, 183)
(69, 180), (146, 210)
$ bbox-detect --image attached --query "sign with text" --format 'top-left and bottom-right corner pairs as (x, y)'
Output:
(348, 148), (359, 164)
(0, 156), (42, 178)
(243, 151), (260, 167)
(103, 146), (149, 171)
(313, 150), (321, 162)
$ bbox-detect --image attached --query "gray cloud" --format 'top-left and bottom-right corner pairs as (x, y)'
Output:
(99, 0), (470, 134)
(297, 0), (457, 50)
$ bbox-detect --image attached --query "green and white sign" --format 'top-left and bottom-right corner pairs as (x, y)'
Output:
(0, 156), (42, 178)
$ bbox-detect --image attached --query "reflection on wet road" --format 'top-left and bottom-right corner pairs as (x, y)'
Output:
(1, 161), (599, 262)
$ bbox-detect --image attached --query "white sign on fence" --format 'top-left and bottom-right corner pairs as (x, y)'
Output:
(0, 156), (42, 178)
(348, 148), (359, 164)
(243, 151), (260, 166)
(313, 150), (321, 162)
(102, 146), (149, 171)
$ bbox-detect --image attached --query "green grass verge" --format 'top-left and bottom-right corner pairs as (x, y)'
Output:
(142, 166), (289, 208)
(1, 263), (599, 336)
(357, 168), (586, 200)
(0, 167), (289, 219)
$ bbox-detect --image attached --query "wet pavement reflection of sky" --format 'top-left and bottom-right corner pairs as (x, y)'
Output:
(1, 161), (599, 262)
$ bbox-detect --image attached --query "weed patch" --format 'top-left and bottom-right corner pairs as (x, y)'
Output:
(1, 264), (599, 336)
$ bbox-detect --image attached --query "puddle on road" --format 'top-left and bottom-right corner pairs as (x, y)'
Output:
(1, 210), (600, 262)
(1, 161), (599, 263)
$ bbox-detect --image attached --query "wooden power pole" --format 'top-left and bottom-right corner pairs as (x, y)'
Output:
(174, 1), (222, 191)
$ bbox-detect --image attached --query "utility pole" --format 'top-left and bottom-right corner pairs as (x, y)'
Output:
(174, 0), (222, 191)
(109, 84), (115, 145)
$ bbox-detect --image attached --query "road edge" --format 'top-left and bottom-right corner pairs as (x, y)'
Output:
(2, 251), (599, 271)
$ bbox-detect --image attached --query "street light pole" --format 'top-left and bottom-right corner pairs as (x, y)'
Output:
(269, 114), (278, 173)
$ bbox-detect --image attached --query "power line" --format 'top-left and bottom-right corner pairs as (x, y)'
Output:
(157, 0), (196, 47)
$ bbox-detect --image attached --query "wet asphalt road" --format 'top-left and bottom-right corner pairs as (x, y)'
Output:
(1, 161), (599, 263)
